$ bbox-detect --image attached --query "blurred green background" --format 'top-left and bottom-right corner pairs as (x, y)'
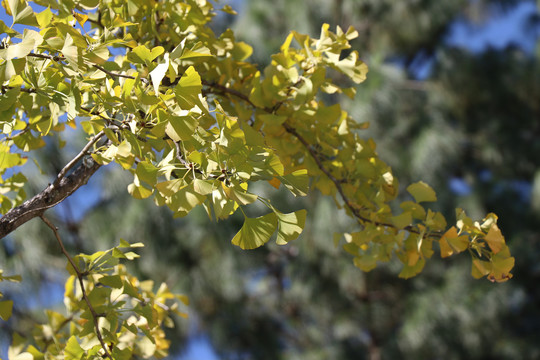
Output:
(1, 0), (540, 359)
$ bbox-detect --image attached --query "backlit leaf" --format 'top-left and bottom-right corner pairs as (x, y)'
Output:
(65, 336), (84, 360)
(169, 182), (207, 213)
(165, 114), (198, 142)
(150, 53), (169, 95)
(0, 29), (42, 60)
(7, 0), (37, 26)
(407, 181), (437, 203)
(223, 184), (258, 205)
(174, 66), (202, 109)
(211, 187), (237, 220)
(280, 169), (309, 197)
(275, 209), (307, 245)
(127, 45), (164, 64)
(232, 213), (278, 250)
(484, 223), (505, 254)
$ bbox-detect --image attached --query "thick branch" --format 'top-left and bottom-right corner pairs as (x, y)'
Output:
(0, 159), (101, 239)
(54, 130), (104, 187)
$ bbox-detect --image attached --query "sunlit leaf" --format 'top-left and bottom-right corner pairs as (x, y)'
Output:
(484, 223), (505, 254)
(439, 226), (469, 257)
(165, 114), (198, 142)
(407, 181), (437, 203)
(65, 336), (85, 360)
(174, 66), (202, 109)
(150, 53), (169, 95)
(275, 209), (307, 245)
(279, 169), (309, 197)
(232, 213), (278, 250)
(127, 45), (164, 64)
(488, 250), (515, 283)
(0, 29), (42, 60)
(471, 259), (491, 279)
(7, 0), (37, 26)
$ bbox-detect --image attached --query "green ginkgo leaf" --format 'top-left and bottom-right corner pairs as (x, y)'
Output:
(169, 182), (207, 213)
(232, 213), (278, 250)
(280, 169), (309, 197)
(150, 53), (169, 95)
(127, 45), (164, 64)
(64, 336), (85, 360)
(275, 209), (307, 245)
(406, 181), (437, 203)
(7, 0), (37, 26)
(165, 114), (198, 142)
(174, 66), (202, 109)
(0, 29), (42, 61)
(0, 300), (13, 320)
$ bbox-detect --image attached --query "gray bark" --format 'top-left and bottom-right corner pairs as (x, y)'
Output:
(0, 159), (101, 239)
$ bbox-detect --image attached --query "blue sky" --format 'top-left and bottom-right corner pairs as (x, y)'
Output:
(448, 1), (538, 53)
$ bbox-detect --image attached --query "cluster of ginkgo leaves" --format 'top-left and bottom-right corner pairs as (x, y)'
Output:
(0, 0), (514, 358)
(3, 239), (187, 359)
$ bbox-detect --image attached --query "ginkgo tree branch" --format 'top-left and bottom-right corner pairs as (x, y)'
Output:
(27, 52), (64, 62)
(0, 138), (102, 239)
(281, 123), (372, 223)
(282, 123), (443, 238)
(202, 82), (442, 238)
(201, 80), (259, 109)
(40, 216), (113, 360)
(54, 130), (105, 187)
(92, 64), (150, 85)
(27, 52), (151, 86)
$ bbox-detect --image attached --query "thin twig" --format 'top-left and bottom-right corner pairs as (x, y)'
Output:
(40, 216), (113, 360)
(3, 126), (31, 141)
(282, 123), (441, 237)
(93, 64), (150, 85)
(281, 123), (371, 224)
(1, 84), (36, 94)
(173, 140), (191, 168)
(202, 80), (258, 109)
(28, 52), (150, 85)
(27, 52), (65, 62)
(80, 106), (113, 122)
(54, 130), (105, 187)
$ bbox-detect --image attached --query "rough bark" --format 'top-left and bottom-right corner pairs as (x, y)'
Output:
(0, 159), (101, 239)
